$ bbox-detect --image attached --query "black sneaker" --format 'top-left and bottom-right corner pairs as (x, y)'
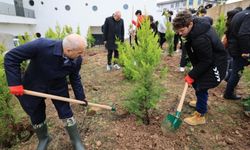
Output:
(223, 94), (241, 100)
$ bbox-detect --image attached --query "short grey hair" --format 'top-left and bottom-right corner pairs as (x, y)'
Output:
(62, 34), (87, 50)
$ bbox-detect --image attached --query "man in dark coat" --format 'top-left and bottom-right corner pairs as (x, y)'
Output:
(173, 11), (227, 126)
(4, 34), (87, 150)
(103, 10), (124, 71)
(224, 5), (250, 100)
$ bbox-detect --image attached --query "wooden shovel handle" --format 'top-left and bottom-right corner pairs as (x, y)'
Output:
(176, 82), (189, 112)
(24, 90), (113, 110)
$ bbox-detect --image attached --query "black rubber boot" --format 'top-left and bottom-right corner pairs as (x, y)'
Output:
(33, 123), (52, 150)
(65, 124), (85, 150)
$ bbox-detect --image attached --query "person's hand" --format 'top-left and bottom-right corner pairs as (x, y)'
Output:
(184, 75), (194, 85)
(132, 20), (136, 26)
(81, 99), (88, 107)
(104, 41), (107, 45)
(9, 85), (24, 96)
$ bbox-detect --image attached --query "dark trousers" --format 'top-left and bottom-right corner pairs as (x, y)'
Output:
(180, 46), (188, 67)
(107, 49), (119, 65)
(158, 32), (166, 48)
(224, 56), (249, 95)
(17, 87), (73, 125)
(193, 84), (208, 115)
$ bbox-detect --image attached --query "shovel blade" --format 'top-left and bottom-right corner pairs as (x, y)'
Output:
(162, 114), (182, 130)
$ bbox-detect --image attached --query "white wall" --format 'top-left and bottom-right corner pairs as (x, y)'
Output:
(0, 23), (36, 36)
(0, 0), (14, 4)
(22, 0), (161, 38)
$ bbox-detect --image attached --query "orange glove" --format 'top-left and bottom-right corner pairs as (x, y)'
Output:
(184, 75), (194, 85)
(9, 85), (24, 96)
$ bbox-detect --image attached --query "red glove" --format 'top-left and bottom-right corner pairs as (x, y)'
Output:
(184, 75), (194, 85)
(132, 20), (136, 26)
(9, 85), (24, 96)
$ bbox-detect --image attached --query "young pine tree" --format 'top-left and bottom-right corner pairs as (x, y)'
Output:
(86, 27), (95, 48)
(117, 17), (164, 125)
(214, 13), (226, 39)
(0, 43), (15, 145)
(165, 22), (175, 56)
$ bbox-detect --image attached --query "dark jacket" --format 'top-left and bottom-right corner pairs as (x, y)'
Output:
(228, 6), (250, 57)
(185, 18), (228, 90)
(4, 38), (85, 100)
(103, 16), (124, 50)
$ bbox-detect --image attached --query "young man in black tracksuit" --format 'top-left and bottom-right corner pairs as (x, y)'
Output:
(173, 11), (228, 125)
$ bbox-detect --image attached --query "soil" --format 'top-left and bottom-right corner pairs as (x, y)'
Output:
(10, 46), (250, 150)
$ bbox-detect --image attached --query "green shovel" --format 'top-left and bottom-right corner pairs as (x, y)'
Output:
(162, 82), (188, 131)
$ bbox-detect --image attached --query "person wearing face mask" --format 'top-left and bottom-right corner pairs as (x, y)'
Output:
(103, 10), (125, 71)
(4, 34), (87, 150)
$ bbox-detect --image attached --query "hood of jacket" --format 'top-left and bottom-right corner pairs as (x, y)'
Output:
(188, 17), (211, 39)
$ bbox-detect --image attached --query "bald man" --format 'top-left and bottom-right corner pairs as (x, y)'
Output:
(4, 34), (86, 150)
(103, 10), (124, 71)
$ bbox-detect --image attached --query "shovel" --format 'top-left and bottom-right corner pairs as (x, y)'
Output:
(24, 90), (116, 111)
(161, 82), (188, 131)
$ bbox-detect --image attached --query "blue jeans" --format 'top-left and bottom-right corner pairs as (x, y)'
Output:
(224, 56), (249, 95)
(193, 84), (208, 115)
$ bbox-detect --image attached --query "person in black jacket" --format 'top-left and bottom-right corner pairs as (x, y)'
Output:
(173, 11), (227, 126)
(103, 11), (124, 71)
(224, 5), (250, 100)
(4, 34), (87, 150)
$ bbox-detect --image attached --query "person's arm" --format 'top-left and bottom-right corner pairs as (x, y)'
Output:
(103, 18), (109, 42)
(238, 15), (250, 54)
(69, 57), (86, 101)
(121, 19), (125, 42)
(4, 39), (41, 87)
(188, 36), (213, 80)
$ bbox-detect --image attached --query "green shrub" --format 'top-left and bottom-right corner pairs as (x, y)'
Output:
(165, 22), (175, 56)
(117, 18), (164, 124)
(45, 23), (80, 40)
(243, 67), (250, 109)
(214, 14), (226, 39)
(0, 43), (15, 146)
(76, 25), (81, 35)
(86, 27), (95, 48)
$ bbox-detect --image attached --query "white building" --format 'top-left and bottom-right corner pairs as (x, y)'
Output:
(156, 0), (219, 16)
(0, 0), (160, 49)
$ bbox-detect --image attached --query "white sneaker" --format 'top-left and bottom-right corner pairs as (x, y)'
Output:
(179, 67), (185, 72)
(113, 64), (121, 70)
(106, 65), (112, 71)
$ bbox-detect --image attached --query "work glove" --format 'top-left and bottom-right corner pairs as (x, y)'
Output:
(81, 99), (88, 107)
(9, 85), (24, 96)
(184, 75), (194, 85)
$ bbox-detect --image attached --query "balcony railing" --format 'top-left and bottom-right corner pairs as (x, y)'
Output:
(0, 2), (35, 18)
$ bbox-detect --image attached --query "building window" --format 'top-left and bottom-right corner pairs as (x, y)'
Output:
(123, 4), (129, 10)
(189, 0), (193, 6)
(29, 0), (34, 6)
(171, 4), (174, 8)
(92, 5), (98, 11)
(65, 5), (71, 11)
(85, 3), (88, 6)
(198, 0), (202, 5)
(55, 7), (58, 11)
(41, 1), (44, 5)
